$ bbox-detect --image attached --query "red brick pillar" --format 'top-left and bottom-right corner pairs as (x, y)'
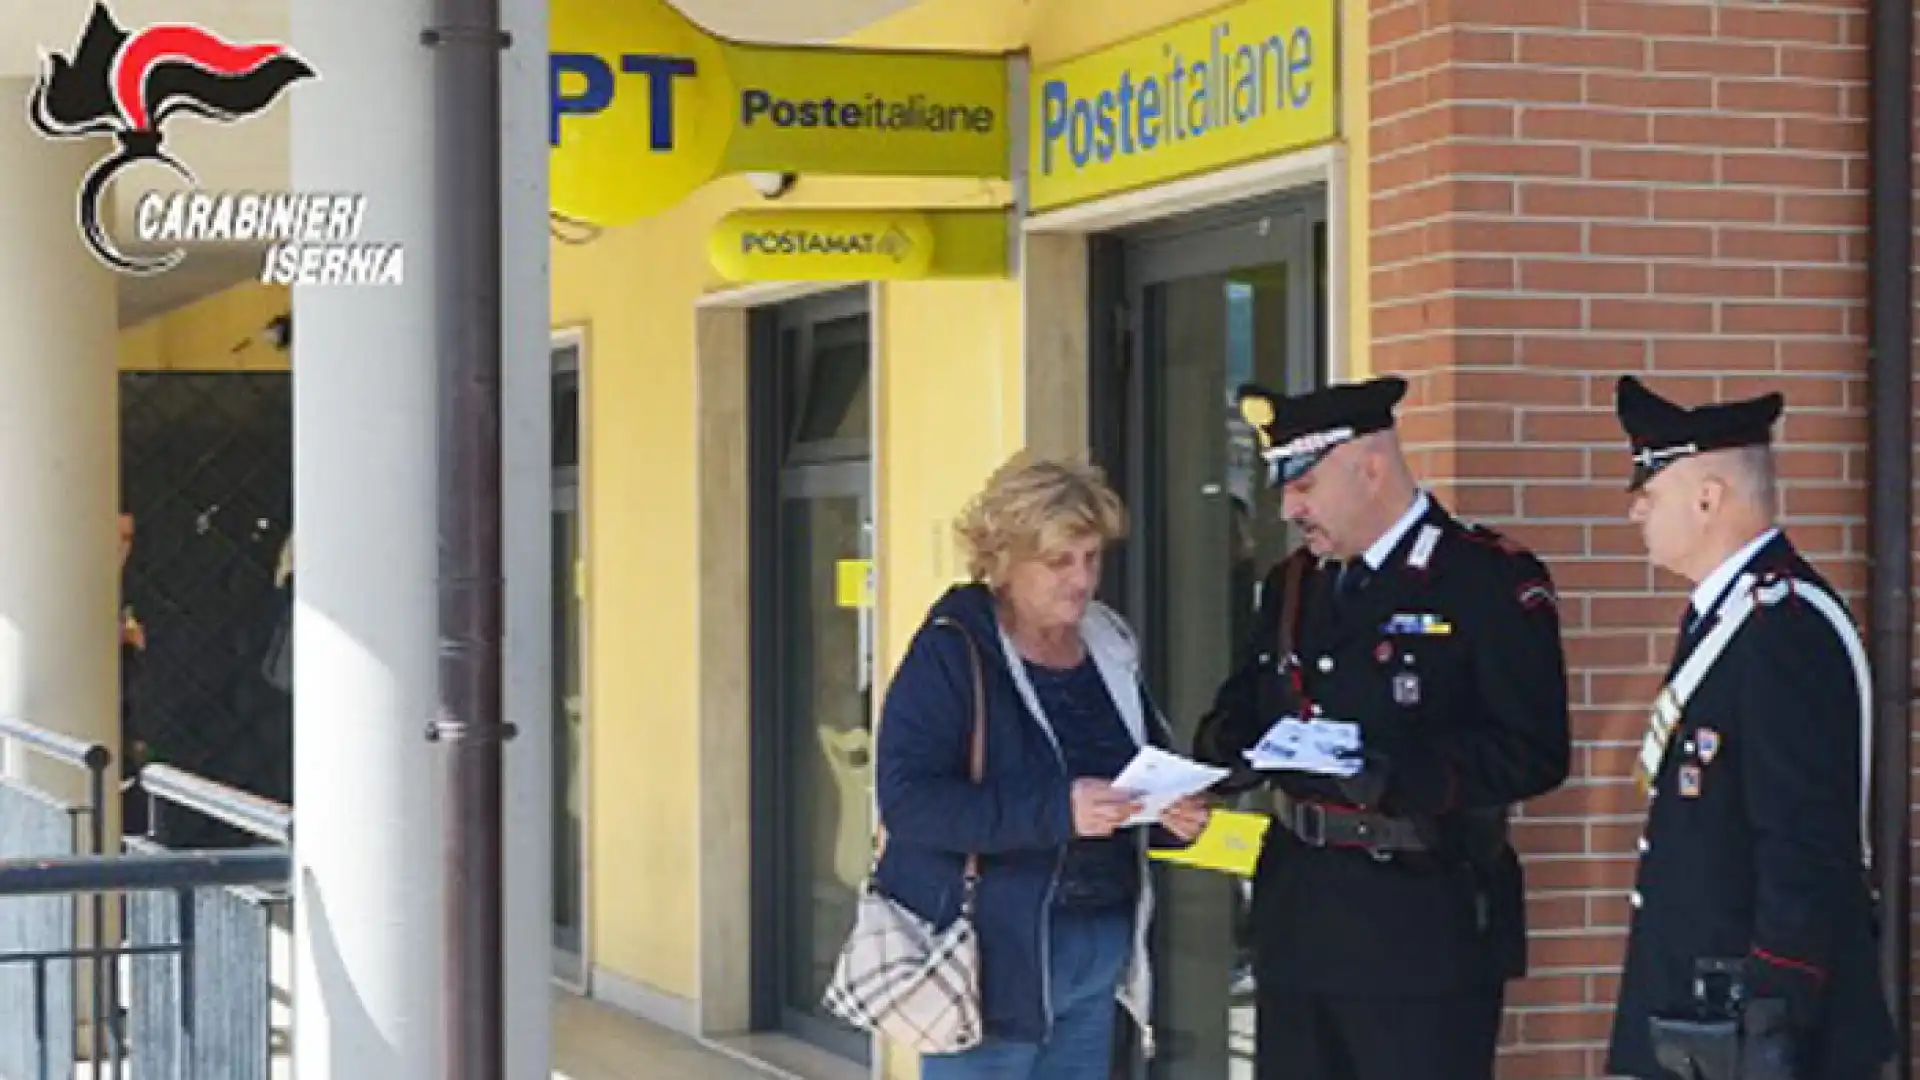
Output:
(1362, 3), (1918, 1076)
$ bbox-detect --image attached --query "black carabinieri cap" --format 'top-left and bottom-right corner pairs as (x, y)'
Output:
(1614, 374), (1783, 493)
(1237, 376), (1408, 487)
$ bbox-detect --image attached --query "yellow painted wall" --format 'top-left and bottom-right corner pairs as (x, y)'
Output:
(558, 166), (1008, 998)
(870, 277), (1025, 680)
(118, 282), (290, 371)
(1340, 0), (1372, 378)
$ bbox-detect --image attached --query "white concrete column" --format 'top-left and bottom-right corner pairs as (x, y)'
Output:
(0, 78), (120, 811)
(288, 3), (442, 1078)
(501, 0), (555, 1073)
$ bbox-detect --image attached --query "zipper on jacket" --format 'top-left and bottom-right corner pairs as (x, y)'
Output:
(999, 622), (1071, 1042)
(1036, 717), (1065, 1038)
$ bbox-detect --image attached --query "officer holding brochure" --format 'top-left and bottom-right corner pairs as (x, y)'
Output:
(1192, 376), (1572, 1080)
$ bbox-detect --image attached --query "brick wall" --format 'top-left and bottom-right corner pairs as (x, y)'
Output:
(1366, 2), (1920, 1076)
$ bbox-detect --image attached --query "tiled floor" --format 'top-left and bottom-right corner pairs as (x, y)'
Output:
(553, 994), (779, 1080)
(75, 986), (795, 1080)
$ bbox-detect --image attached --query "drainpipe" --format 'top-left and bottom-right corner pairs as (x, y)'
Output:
(422, 0), (511, 1073)
(1865, 0), (1913, 1072)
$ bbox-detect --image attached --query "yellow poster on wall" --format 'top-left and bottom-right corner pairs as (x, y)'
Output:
(1027, 0), (1339, 212)
(836, 559), (875, 609)
(550, 0), (1013, 227)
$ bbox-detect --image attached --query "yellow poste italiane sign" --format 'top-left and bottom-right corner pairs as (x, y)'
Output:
(1028, 0), (1338, 212)
(708, 208), (1008, 283)
(551, 0), (1013, 227)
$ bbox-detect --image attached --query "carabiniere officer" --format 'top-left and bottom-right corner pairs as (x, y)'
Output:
(1193, 376), (1572, 1080)
(1604, 376), (1895, 1080)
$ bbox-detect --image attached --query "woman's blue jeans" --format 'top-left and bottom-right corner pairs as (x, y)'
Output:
(920, 907), (1134, 1080)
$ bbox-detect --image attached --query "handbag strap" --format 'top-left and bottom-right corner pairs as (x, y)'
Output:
(867, 616), (991, 911)
(930, 616), (989, 913)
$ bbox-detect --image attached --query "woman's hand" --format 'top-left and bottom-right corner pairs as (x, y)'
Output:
(1158, 794), (1212, 842)
(1071, 779), (1142, 838)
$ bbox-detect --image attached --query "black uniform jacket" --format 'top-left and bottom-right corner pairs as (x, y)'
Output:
(1605, 533), (1895, 1079)
(1194, 498), (1572, 998)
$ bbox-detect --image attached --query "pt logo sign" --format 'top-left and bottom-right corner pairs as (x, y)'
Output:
(549, 0), (1011, 228)
(28, 1), (314, 275)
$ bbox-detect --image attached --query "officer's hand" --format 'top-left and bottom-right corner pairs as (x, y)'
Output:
(1158, 795), (1211, 841)
(1071, 779), (1141, 838)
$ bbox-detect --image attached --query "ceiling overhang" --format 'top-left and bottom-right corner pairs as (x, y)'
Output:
(667, 0), (923, 43)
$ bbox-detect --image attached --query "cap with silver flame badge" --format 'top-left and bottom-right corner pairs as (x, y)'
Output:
(1613, 375), (1783, 493)
(1237, 376), (1408, 487)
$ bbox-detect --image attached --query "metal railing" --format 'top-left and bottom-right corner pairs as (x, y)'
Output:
(0, 717), (292, 1080)
(0, 716), (113, 1078)
(125, 765), (292, 1080)
(0, 848), (289, 1080)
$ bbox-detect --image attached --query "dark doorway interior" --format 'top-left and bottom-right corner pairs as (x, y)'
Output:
(120, 371), (294, 848)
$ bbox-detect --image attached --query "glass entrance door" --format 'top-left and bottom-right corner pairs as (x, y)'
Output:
(1116, 199), (1326, 1080)
(774, 465), (873, 1060)
(752, 289), (876, 1064)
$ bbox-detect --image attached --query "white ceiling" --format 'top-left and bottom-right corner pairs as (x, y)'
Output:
(7, 0), (920, 327)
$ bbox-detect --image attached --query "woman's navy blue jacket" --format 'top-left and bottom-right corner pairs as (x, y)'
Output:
(871, 582), (1185, 1046)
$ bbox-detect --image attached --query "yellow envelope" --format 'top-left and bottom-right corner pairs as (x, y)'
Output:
(1149, 808), (1270, 878)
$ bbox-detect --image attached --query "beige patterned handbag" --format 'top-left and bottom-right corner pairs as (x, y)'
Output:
(822, 616), (988, 1054)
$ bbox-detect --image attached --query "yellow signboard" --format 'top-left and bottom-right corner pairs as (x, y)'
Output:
(835, 559), (875, 609)
(709, 208), (1008, 283)
(1027, 0), (1338, 212)
(551, 0), (1013, 227)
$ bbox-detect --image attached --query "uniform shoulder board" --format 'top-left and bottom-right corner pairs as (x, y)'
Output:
(1460, 522), (1555, 611)
(1752, 571), (1797, 607)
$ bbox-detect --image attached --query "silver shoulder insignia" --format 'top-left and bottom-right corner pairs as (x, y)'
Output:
(1408, 525), (1442, 570)
(1754, 578), (1794, 606)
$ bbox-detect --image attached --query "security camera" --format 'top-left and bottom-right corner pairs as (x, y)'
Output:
(746, 172), (796, 198)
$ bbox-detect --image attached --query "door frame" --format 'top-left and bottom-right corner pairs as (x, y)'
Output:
(1089, 191), (1329, 1079)
(549, 325), (593, 994)
(747, 286), (877, 1066)
(1104, 191), (1326, 691)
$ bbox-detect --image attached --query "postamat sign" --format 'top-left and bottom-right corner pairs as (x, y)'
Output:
(1026, 0), (1338, 211)
(551, 0), (1014, 228)
(708, 208), (1008, 283)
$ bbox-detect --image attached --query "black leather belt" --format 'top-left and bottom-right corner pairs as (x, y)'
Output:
(1271, 792), (1432, 860)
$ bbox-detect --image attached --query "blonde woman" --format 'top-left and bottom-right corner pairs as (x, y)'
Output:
(872, 454), (1208, 1080)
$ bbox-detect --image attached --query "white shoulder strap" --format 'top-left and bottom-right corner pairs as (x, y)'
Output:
(1765, 578), (1875, 870)
(1646, 574), (1876, 871)
(1638, 575), (1760, 790)
(1670, 575), (1761, 704)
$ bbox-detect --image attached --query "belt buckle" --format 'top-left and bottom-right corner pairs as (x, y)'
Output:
(1294, 801), (1327, 846)
(1351, 816), (1394, 863)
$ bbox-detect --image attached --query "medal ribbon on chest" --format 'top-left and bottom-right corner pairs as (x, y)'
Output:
(1634, 685), (1682, 797)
